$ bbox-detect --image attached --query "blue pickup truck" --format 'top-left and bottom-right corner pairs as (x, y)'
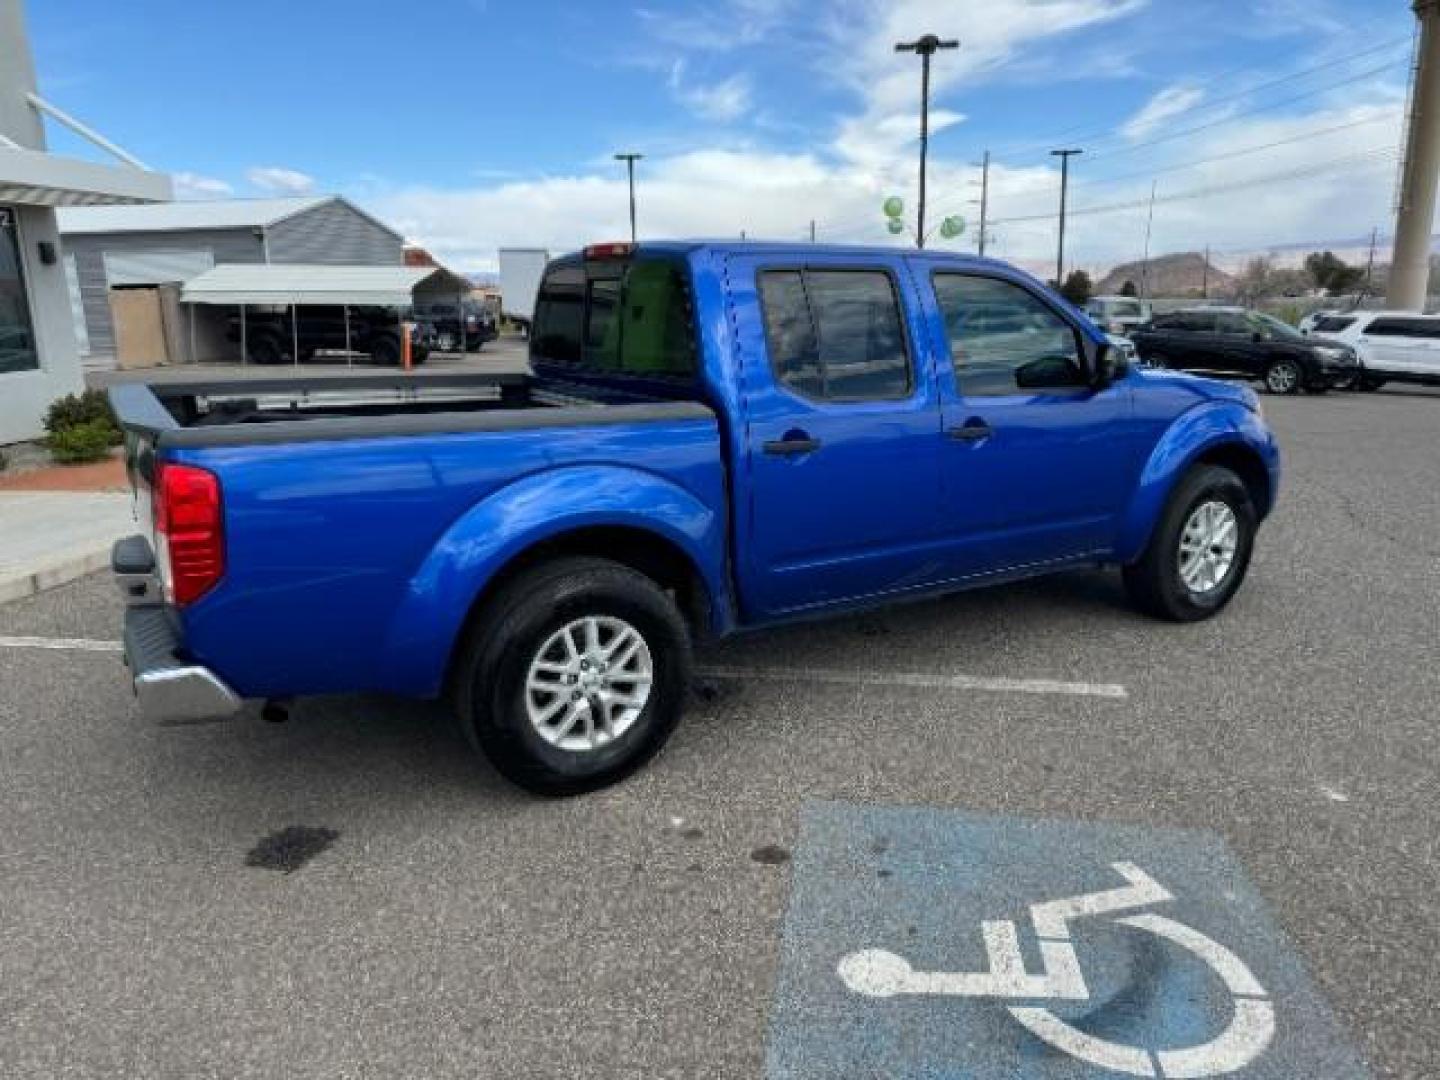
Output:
(110, 241), (1279, 794)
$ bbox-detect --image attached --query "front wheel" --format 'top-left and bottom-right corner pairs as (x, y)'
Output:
(452, 557), (692, 795)
(1264, 359), (1301, 394)
(1122, 465), (1257, 622)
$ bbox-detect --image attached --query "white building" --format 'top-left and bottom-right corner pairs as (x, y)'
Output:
(1, 0), (170, 443)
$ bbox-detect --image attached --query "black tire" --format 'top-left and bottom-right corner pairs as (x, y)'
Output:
(370, 335), (401, 366)
(1263, 359), (1301, 395)
(1122, 465), (1257, 622)
(1358, 375), (1385, 391)
(452, 557), (692, 795)
(247, 334), (284, 365)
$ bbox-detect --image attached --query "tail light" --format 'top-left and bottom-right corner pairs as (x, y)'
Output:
(153, 462), (224, 606)
(584, 242), (634, 260)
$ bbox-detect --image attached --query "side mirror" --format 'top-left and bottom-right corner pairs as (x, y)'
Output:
(1090, 343), (1126, 388)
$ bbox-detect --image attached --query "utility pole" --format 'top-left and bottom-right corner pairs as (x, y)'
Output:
(1388, 0), (1440, 310)
(1202, 244), (1210, 300)
(809, 219), (816, 242)
(1358, 225), (1380, 308)
(1140, 181), (1157, 301)
(977, 150), (991, 257)
(614, 152), (643, 243)
(1051, 148), (1083, 286)
(895, 34), (959, 248)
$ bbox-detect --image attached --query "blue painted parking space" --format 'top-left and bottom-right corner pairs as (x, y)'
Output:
(766, 803), (1368, 1079)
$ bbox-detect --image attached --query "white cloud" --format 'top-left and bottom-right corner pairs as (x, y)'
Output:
(669, 61), (753, 123)
(1121, 84), (1206, 143)
(246, 166), (316, 194)
(172, 171), (233, 199)
(637, 0), (791, 52)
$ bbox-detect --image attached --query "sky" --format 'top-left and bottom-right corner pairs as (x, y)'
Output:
(26, 0), (1421, 276)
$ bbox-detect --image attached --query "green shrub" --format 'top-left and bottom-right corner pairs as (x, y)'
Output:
(47, 419), (114, 464)
(44, 389), (121, 446)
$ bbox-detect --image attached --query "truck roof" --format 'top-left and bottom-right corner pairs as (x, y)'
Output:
(554, 240), (1013, 271)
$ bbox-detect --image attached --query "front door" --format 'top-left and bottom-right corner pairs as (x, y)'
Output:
(725, 254), (943, 617)
(911, 262), (1143, 577)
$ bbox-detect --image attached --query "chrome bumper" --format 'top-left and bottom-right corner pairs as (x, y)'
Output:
(115, 537), (242, 723)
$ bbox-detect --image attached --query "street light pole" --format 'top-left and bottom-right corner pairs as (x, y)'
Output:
(614, 152), (643, 242)
(1050, 148), (1083, 286)
(896, 34), (959, 248)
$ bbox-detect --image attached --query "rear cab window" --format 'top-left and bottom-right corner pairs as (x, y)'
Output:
(530, 250), (698, 385)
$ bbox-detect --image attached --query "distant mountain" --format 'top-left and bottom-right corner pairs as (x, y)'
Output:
(1095, 252), (1233, 298)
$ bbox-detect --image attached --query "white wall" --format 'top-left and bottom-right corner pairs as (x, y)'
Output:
(0, 203), (84, 444)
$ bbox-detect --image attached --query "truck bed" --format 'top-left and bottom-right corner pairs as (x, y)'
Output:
(110, 371), (711, 449)
(109, 370), (727, 701)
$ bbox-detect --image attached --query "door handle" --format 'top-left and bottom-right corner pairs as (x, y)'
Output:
(948, 421), (993, 442)
(763, 435), (822, 456)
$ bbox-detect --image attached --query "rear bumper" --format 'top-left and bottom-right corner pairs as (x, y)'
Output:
(114, 537), (242, 722)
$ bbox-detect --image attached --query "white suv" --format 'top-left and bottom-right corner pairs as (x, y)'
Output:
(1308, 311), (1440, 390)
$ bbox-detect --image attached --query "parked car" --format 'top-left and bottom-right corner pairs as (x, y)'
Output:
(225, 306), (431, 366)
(1085, 295), (1151, 336)
(110, 241), (1279, 794)
(413, 299), (497, 352)
(1129, 306), (1358, 394)
(1298, 310), (1440, 390)
(1298, 308), (1344, 336)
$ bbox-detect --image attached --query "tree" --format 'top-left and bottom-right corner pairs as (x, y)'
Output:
(1059, 269), (1093, 306)
(1232, 256), (1277, 307)
(1303, 251), (1364, 297)
(1119, 280), (1138, 297)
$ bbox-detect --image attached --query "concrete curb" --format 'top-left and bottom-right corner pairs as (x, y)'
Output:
(0, 547), (113, 605)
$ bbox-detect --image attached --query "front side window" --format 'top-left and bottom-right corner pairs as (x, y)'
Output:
(1215, 313), (1251, 336)
(0, 207), (39, 375)
(758, 268), (911, 401)
(932, 273), (1084, 397)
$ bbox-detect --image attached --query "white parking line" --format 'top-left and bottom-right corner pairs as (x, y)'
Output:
(0, 639), (1129, 700)
(0, 635), (122, 653)
(698, 665), (1127, 700)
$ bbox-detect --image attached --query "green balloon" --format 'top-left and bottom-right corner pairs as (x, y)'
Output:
(939, 215), (966, 239)
(886, 218), (905, 235)
(882, 196), (904, 219)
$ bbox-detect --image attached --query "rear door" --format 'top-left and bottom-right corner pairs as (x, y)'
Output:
(724, 253), (942, 616)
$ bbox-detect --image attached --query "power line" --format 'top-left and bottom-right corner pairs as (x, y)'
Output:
(985, 146), (1401, 227)
(985, 36), (1411, 160)
(1079, 60), (1403, 166)
(1077, 113), (1397, 189)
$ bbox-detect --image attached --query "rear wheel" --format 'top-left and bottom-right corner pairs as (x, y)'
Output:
(1358, 375), (1386, 391)
(452, 557), (692, 795)
(247, 334), (284, 365)
(1264, 359), (1301, 394)
(1123, 465), (1256, 622)
(370, 335), (401, 366)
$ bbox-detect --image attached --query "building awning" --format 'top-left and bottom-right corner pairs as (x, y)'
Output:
(0, 144), (172, 207)
(180, 264), (473, 307)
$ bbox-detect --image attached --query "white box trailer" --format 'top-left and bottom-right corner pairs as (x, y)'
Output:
(498, 248), (549, 331)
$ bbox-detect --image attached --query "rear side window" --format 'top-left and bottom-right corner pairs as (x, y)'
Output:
(1366, 317), (1440, 339)
(757, 269), (911, 401)
(531, 257), (696, 377)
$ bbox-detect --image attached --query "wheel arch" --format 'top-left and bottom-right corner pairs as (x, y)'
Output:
(376, 464), (730, 699)
(1116, 403), (1278, 564)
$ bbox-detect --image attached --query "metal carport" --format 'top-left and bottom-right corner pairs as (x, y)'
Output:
(178, 262), (475, 365)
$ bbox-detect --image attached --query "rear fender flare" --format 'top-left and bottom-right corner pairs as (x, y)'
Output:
(378, 464), (727, 697)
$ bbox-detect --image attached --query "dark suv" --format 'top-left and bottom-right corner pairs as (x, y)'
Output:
(1130, 307), (1358, 394)
(225, 306), (430, 366)
(413, 300), (498, 352)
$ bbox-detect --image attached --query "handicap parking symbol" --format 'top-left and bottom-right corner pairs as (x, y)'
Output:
(766, 803), (1369, 1079)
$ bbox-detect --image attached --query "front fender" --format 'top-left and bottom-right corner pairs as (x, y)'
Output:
(1116, 401), (1279, 564)
(378, 464), (728, 698)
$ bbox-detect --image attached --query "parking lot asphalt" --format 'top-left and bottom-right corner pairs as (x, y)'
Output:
(1, 387), (1437, 1079)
